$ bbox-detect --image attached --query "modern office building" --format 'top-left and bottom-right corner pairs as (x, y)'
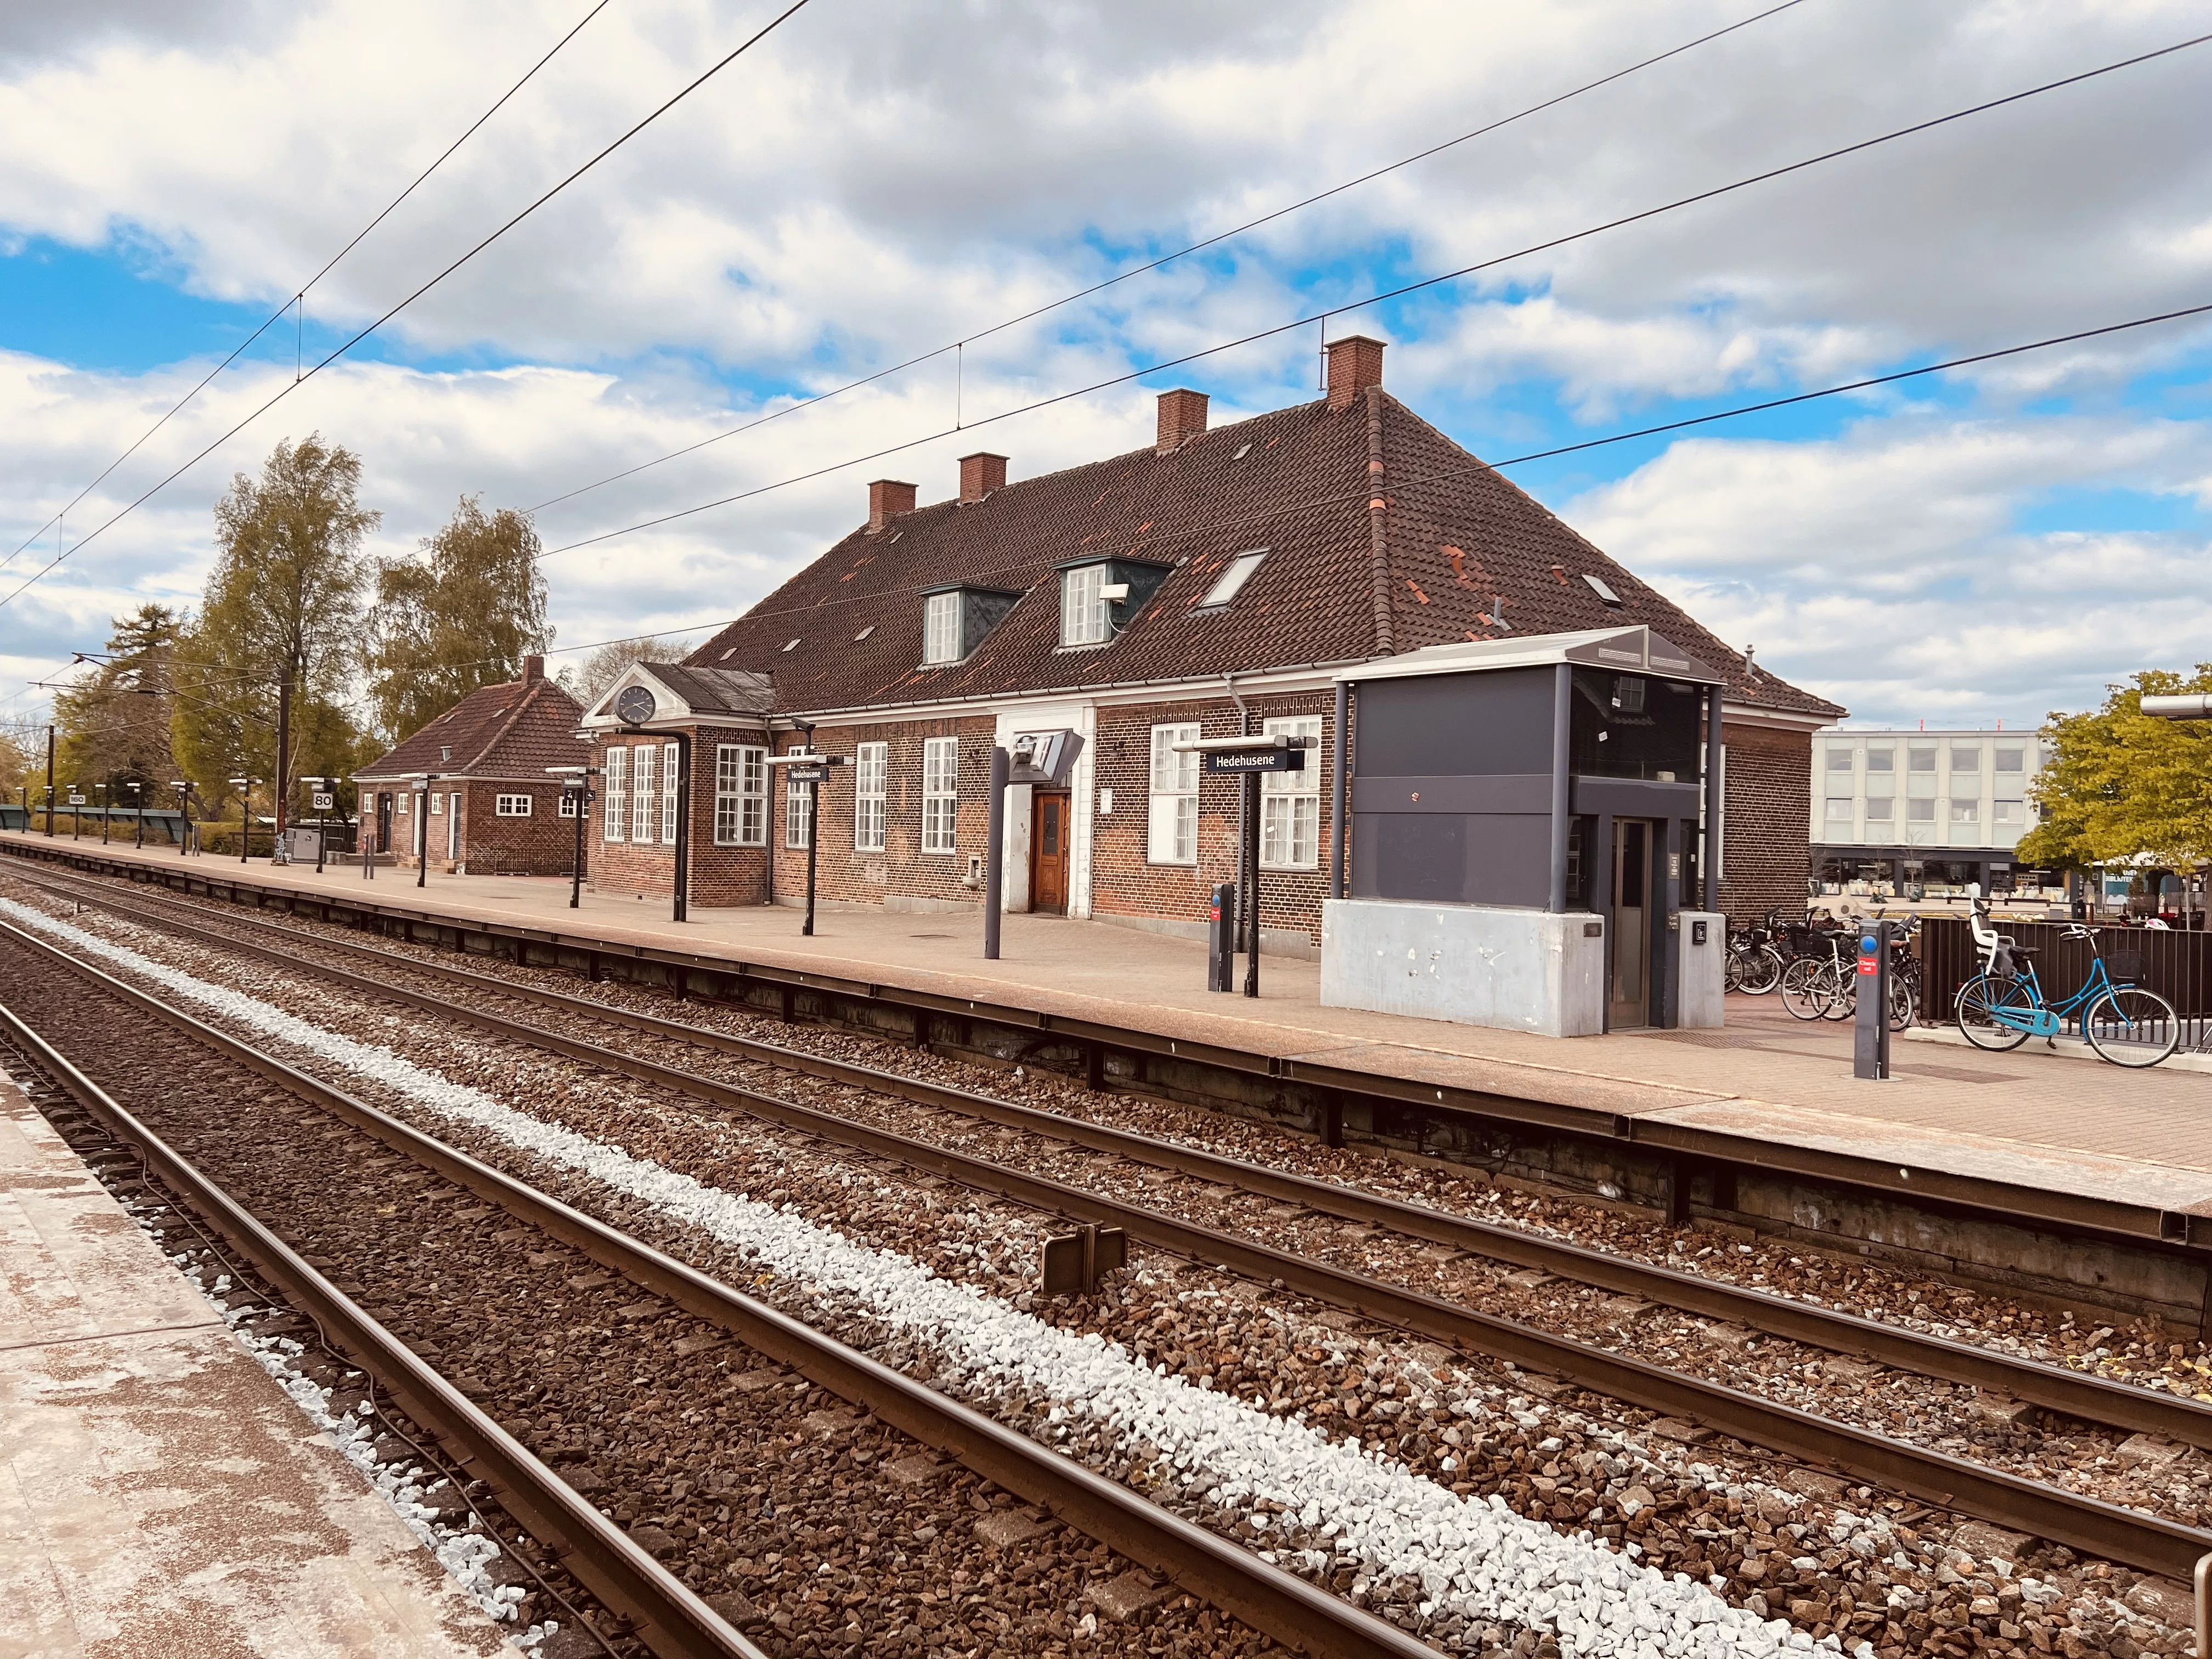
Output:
(1808, 727), (2050, 895)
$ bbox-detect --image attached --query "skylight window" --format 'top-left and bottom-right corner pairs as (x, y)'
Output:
(719, 648), (737, 661)
(853, 625), (875, 642)
(1582, 573), (1624, 607)
(1232, 443), (1252, 461)
(1198, 550), (1266, 609)
(781, 638), (801, 652)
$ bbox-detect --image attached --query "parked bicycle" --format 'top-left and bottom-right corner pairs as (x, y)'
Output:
(1725, 910), (1785, 995)
(1780, 913), (1915, 1029)
(1955, 900), (2179, 1068)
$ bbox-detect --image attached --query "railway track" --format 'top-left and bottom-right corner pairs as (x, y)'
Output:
(10, 872), (2212, 1589)
(0, 919), (1431, 1659)
(28, 865), (2210, 1454)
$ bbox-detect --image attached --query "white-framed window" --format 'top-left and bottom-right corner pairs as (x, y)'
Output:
(923, 593), (961, 665)
(854, 741), (888, 851)
(1950, 744), (1982, 774)
(1148, 723), (1200, 865)
(397, 790), (411, 815)
(1908, 798), (1936, 822)
(558, 791), (579, 819)
(1994, 800), (2025, 825)
(1824, 747), (1854, 774)
(922, 736), (958, 853)
(1908, 745), (1937, 772)
(496, 793), (532, 817)
(1950, 799), (1980, 825)
(661, 741), (679, 843)
(603, 746), (627, 840)
(448, 793), (461, 859)
(714, 744), (766, 847)
(1198, 550), (1265, 608)
(429, 791), (444, 815)
(630, 745), (656, 844)
(1865, 797), (1894, 823)
(785, 771), (813, 849)
(1060, 565), (1109, 646)
(1995, 747), (2025, 774)
(1261, 715), (1322, 868)
(1825, 798), (1854, 823)
(1865, 746), (1894, 774)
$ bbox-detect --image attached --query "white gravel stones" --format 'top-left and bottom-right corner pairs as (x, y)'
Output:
(12, 899), (1853, 1659)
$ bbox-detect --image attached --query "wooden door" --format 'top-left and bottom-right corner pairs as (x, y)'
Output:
(1031, 792), (1071, 914)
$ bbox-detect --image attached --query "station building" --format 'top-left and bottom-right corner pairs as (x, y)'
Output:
(577, 338), (1842, 951)
(353, 656), (591, 876)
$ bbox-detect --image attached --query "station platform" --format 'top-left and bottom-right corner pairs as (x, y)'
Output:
(5, 832), (2210, 1236)
(0, 1060), (513, 1655)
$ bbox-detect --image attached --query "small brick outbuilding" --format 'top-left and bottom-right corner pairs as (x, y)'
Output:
(353, 656), (592, 876)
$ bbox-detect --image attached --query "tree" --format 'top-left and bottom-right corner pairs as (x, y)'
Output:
(171, 435), (378, 832)
(2018, 666), (2212, 874)
(0, 719), (36, 804)
(54, 604), (181, 805)
(559, 634), (689, 707)
(364, 495), (552, 742)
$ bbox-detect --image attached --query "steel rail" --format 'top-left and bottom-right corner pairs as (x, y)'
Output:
(0, 916), (1439, 1659)
(0, 997), (768, 1659)
(16, 835), (2208, 1259)
(41, 867), (2212, 1454)
(7, 911), (2209, 1581)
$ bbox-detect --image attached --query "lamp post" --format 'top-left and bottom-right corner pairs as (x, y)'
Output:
(69, 783), (81, 840)
(547, 765), (599, 910)
(766, 745), (847, 938)
(125, 780), (144, 848)
(228, 777), (260, 862)
(407, 774), (441, 888)
(97, 782), (110, 845)
(171, 781), (194, 856)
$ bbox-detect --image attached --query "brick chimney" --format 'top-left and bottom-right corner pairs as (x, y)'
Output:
(523, 653), (544, 684)
(867, 478), (916, 532)
(1325, 334), (1387, 412)
(1155, 388), (1209, 453)
(958, 452), (1007, 502)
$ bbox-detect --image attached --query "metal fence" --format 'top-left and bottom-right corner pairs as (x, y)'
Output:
(1918, 915), (2212, 1054)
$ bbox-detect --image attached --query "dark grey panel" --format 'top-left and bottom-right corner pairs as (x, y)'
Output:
(1352, 774), (1550, 815)
(1354, 668), (1554, 778)
(1570, 776), (1701, 819)
(1351, 812), (1551, 908)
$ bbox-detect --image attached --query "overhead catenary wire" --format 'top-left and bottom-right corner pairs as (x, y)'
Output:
(0, 0), (614, 582)
(520, 0), (1818, 518)
(0, 0), (821, 620)
(526, 28), (2212, 565)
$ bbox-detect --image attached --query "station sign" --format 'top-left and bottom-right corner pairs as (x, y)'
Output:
(67, 792), (84, 805)
(785, 765), (830, 784)
(1205, 749), (1305, 775)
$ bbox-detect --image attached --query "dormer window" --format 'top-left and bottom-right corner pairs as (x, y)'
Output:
(1056, 556), (1175, 648)
(923, 592), (961, 664)
(1061, 565), (1110, 646)
(921, 584), (1021, 665)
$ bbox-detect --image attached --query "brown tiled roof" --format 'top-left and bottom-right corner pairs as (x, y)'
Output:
(686, 389), (1842, 721)
(355, 675), (590, 782)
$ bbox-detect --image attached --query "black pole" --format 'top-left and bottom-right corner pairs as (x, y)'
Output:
(42, 725), (54, 836)
(315, 785), (327, 872)
(1702, 684), (1726, 914)
(134, 786), (144, 849)
(1243, 768), (1262, 998)
(802, 776), (820, 936)
(240, 783), (251, 864)
(672, 736), (691, 924)
(101, 788), (110, 844)
(1547, 663), (1572, 912)
(984, 745), (1008, 960)
(571, 782), (588, 909)
(1330, 680), (1350, 900)
(416, 784), (428, 888)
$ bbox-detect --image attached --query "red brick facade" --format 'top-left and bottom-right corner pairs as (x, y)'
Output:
(1718, 721), (1816, 923)
(363, 779), (584, 877)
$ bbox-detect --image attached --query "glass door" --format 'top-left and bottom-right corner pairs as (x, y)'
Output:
(1609, 820), (1653, 1029)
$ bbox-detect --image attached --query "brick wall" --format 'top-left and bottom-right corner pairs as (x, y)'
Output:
(461, 781), (579, 877)
(588, 727), (772, 902)
(1719, 720), (1814, 922)
(769, 716), (998, 910)
(1090, 692), (1336, 944)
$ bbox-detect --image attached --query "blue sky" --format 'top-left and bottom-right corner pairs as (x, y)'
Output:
(2, 0), (2208, 733)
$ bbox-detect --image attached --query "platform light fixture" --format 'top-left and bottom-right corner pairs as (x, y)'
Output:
(227, 776), (260, 864)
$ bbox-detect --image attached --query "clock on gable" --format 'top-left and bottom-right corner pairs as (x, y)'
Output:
(614, 685), (657, 726)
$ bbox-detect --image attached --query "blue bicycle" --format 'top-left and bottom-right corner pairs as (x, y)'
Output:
(1955, 901), (2179, 1068)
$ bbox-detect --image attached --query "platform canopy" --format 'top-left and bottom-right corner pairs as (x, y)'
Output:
(1334, 624), (1724, 687)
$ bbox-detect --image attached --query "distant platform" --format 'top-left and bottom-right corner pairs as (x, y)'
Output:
(5, 832), (2209, 1318)
(0, 1059), (514, 1656)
